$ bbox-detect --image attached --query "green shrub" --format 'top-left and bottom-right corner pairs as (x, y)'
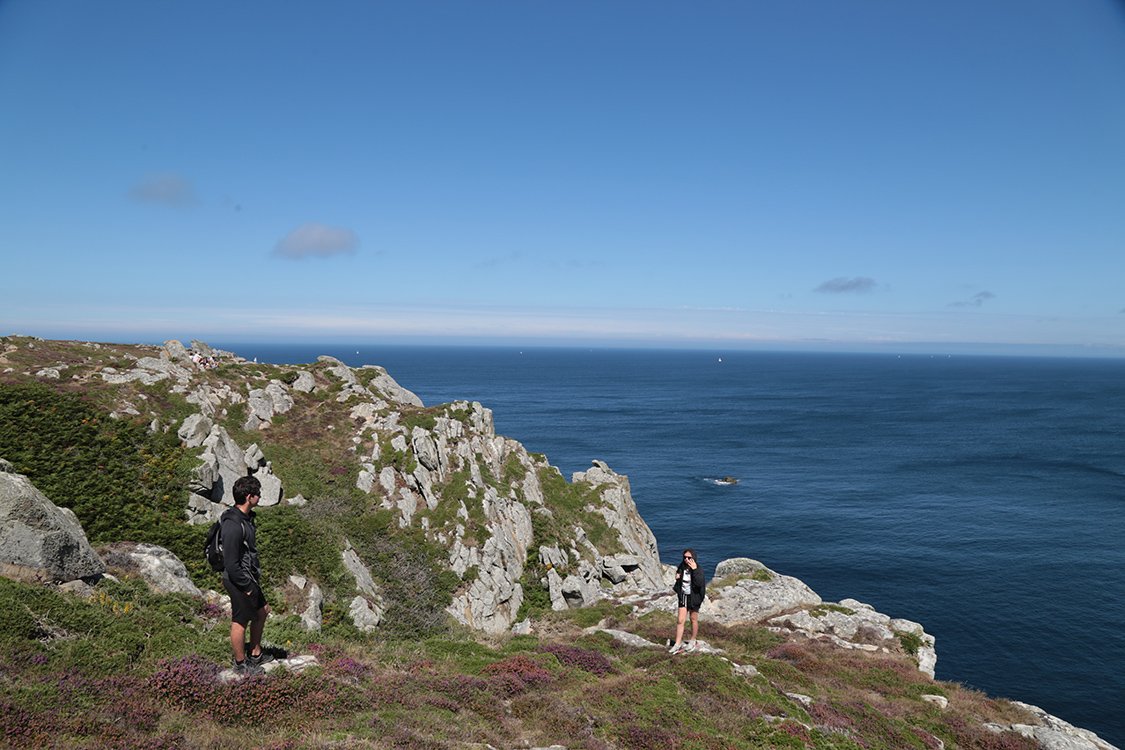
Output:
(399, 410), (437, 433)
(344, 515), (460, 639)
(0, 382), (192, 550)
(255, 505), (349, 594)
(897, 630), (923, 656)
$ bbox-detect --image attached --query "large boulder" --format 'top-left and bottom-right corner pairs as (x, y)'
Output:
(701, 563), (821, 623)
(96, 542), (201, 597)
(177, 414), (213, 449)
(0, 462), (105, 584)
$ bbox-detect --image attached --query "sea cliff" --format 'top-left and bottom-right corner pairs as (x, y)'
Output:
(0, 335), (1117, 750)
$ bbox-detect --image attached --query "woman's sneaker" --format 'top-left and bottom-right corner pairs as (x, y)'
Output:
(668, 642), (683, 654)
(686, 640), (697, 652)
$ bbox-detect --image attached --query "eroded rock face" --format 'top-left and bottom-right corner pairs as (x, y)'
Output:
(1008, 701), (1121, 750)
(0, 465), (105, 584)
(183, 424), (284, 524)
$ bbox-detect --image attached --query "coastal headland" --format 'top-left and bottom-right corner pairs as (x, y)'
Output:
(0, 335), (1117, 750)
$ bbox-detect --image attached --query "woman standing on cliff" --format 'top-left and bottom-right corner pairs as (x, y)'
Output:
(670, 548), (705, 654)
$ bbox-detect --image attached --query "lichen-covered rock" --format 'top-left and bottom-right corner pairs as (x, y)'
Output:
(98, 542), (201, 597)
(1009, 701), (1120, 750)
(288, 575), (324, 631)
(702, 564), (821, 623)
(714, 557), (770, 579)
(0, 467), (105, 584)
(292, 370), (316, 393)
(350, 596), (383, 631)
(178, 413), (213, 449)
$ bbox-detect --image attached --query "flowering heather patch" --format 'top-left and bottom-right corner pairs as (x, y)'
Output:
(807, 701), (928, 750)
(207, 670), (364, 726)
(197, 599), (226, 620)
(778, 719), (813, 745)
(481, 654), (554, 692)
(147, 653), (363, 726)
(616, 720), (675, 750)
(149, 654), (220, 710)
(486, 672), (527, 697)
(0, 646), (48, 677)
(418, 672), (490, 706)
(73, 725), (189, 750)
(89, 674), (161, 732)
(808, 700), (853, 729)
(328, 655), (371, 681)
(368, 670), (425, 709)
(539, 643), (615, 676)
(944, 716), (1042, 750)
(767, 642), (816, 665)
(1, 698), (61, 746)
(818, 652), (931, 694)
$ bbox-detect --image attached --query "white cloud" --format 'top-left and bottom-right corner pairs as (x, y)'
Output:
(128, 172), (199, 207)
(814, 276), (878, 294)
(273, 222), (359, 260)
(948, 291), (996, 308)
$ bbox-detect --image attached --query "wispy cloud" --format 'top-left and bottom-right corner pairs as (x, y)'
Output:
(474, 251), (522, 270)
(949, 291), (996, 308)
(128, 172), (199, 207)
(273, 222), (359, 260)
(814, 276), (878, 294)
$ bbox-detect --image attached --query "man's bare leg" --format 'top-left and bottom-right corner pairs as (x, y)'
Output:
(248, 605), (270, 657)
(230, 621), (247, 662)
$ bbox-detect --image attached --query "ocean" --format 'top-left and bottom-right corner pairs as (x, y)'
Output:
(226, 344), (1125, 745)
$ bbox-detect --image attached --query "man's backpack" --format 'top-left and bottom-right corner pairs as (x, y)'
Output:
(204, 520), (226, 572)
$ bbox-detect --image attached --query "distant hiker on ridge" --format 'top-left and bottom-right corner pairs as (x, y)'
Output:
(222, 475), (274, 676)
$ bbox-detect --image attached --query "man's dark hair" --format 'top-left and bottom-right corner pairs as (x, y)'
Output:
(233, 475), (262, 506)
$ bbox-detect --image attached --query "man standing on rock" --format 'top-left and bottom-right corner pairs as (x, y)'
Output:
(222, 475), (274, 676)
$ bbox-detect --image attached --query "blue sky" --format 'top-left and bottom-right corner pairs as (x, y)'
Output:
(2, 1), (1124, 355)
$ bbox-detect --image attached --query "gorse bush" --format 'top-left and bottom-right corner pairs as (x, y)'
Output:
(0, 382), (197, 563)
(345, 514), (461, 640)
(254, 505), (350, 595)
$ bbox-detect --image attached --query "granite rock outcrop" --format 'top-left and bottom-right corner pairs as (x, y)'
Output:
(0, 460), (105, 584)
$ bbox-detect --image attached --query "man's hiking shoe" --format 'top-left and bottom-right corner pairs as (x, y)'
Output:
(668, 642), (683, 654)
(233, 660), (265, 677)
(248, 651), (276, 667)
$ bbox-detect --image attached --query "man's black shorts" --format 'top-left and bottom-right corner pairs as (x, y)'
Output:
(223, 574), (267, 625)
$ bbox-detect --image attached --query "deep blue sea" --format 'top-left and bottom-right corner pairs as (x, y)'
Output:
(227, 345), (1125, 745)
